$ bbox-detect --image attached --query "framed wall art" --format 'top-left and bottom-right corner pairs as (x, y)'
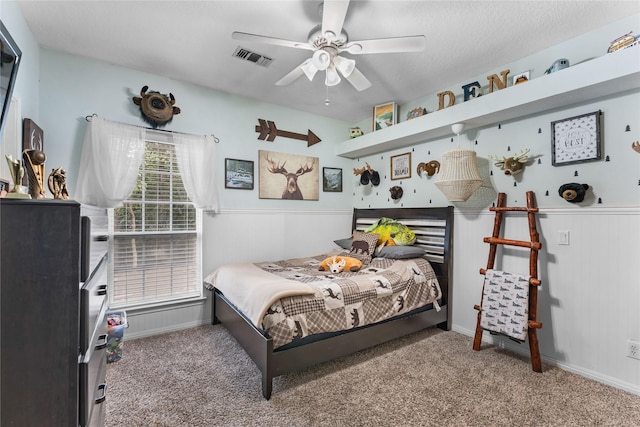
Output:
(390, 152), (411, 180)
(322, 167), (342, 192)
(373, 102), (397, 131)
(224, 158), (254, 190)
(551, 110), (602, 166)
(258, 150), (319, 200)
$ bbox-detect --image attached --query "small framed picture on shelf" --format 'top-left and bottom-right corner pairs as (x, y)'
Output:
(224, 158), (254, 190)
(322, 167), (342, 192)
(373, 102), (397, 131)
(512, 71), (530, 85)
(390, 152), (411, 180)
(551, 110), (602, 166)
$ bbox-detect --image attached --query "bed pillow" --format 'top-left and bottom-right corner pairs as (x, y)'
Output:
(376, 245), (426, 259)
(348, 231), (379, 264)
(333, 237), (352, 250)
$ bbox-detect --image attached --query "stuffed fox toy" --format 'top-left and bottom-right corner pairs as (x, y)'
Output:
(319, 256), (363, 273)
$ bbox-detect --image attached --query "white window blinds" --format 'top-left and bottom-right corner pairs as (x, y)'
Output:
(109, 140), (202, 308)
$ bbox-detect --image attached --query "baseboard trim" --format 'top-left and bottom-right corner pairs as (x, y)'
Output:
(124, 318), (212, 341)
(452, 325), (640, 396)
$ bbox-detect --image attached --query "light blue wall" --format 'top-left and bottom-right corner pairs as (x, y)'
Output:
(350, 14), (640, 209)
(37, 50), (353, 211)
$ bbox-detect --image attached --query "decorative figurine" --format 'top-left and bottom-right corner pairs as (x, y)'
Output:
(608, 31), (639, 53)
(349, 127), (363, 138)
(558, 183), (589, 203)
(4, 154), (31, 198)
(544, 58), (569, 74)
(406, 107), (427, 120)
(488, 149), (531, 176)
(23, 149), (47, 199)
(48, 167), (69, 200)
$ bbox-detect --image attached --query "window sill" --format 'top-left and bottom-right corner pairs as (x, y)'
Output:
(110, 295), (208, 314)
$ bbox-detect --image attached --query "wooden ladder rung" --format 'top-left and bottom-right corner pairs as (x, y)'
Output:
(490, 206), (539, 213)
(484, 237), (542, 250)
(479, 268), (541, 286)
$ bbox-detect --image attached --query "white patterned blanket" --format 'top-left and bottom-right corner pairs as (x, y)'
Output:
(480, 269), (530, 341)
(205, 251), (442, 349)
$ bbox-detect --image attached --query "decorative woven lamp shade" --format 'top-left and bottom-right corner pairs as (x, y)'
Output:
(434, 123), (483, 202)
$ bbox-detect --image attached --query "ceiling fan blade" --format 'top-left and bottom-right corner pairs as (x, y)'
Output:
(342, 35), (426, 55)
(232, 31), (314, 51)
(275, 60), (313, 86)
(344, 66), (372, 92)
(321, 0), (350, 41)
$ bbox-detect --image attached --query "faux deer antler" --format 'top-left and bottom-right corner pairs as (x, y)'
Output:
(487, 153), (506, 162)
(632, 141), (640, 153)
(266, 155), (288, 175)
(295, 163), (314, 176)
(353, 162), (373, 176)
(512, 148), (531, 161)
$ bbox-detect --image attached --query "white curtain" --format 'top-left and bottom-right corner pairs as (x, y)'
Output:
(172, 133), (219, 211)
(75, 117), (146, 208)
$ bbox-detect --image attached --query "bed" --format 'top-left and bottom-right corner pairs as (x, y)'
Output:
(205, 207), (453, 399)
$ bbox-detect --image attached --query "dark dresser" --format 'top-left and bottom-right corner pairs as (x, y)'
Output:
(0, 199), (109, 426)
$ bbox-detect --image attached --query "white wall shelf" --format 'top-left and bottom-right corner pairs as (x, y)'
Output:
(336, 47), (640, 159)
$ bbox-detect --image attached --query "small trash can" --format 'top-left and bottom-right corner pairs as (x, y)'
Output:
(106, 310), (128, 363)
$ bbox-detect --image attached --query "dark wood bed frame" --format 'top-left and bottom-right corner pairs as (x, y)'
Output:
(211, 206), (453, 399)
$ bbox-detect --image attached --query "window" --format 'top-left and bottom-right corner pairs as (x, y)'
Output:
(108, 139), (202, 308)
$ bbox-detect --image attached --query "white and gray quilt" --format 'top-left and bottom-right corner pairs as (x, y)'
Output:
(205, 251), (442, 349)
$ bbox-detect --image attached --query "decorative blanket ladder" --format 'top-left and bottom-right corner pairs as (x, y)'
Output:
(473, 191), (543, 372)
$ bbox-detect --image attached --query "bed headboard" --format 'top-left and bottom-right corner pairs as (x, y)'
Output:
(352, 207), (454, 308)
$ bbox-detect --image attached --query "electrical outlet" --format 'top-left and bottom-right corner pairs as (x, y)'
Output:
(628, 340), (640, 360)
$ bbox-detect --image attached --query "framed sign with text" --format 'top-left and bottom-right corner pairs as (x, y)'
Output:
(390, 152), (411, 180)
(551, 110), (602, 166)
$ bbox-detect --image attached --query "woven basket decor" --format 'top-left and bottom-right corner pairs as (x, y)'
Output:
(434, 148), (483, 202)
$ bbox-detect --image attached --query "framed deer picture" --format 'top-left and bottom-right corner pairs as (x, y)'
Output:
(258, 150), (319, 200)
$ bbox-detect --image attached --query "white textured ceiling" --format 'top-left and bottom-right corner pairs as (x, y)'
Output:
(17, 1), (640, 123)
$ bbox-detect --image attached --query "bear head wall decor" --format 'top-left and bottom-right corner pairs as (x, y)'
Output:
(132, 85), (181, 127)
(558, 182), (589, 203)
(389, 185), (403, 200)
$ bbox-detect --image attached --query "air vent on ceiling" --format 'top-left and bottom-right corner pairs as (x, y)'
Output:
(232, 46), (273, 68)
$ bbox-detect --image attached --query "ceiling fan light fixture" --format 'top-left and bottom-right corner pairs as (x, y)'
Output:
(312, 49), (331, 70)
(325, 64), (341, 86)
(300, 59), (318, 81)
(333, 55), (355, 77)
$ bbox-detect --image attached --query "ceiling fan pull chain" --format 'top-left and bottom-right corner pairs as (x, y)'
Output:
(325, 85), (330, 106)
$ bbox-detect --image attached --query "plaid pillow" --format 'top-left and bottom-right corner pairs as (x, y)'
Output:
(349, 231), (379, 264)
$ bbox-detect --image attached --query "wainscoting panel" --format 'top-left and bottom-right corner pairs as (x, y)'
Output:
(452, 206), (640, 395)
(125, 209), (353, 340)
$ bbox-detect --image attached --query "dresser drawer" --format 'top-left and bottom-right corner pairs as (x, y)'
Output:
(80, 254), (108, 355)
(79, 309), (108, 427)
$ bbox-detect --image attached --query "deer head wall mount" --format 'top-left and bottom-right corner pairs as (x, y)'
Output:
(488, 148), (531, 176)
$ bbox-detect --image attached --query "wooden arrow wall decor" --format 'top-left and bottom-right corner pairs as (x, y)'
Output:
(255, 119), (321, 147)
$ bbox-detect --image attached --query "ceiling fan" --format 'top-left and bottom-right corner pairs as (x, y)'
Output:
(232, 0), (426, 91)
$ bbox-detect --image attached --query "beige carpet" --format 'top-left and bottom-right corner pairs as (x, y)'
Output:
(105, 325), (639, 426)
